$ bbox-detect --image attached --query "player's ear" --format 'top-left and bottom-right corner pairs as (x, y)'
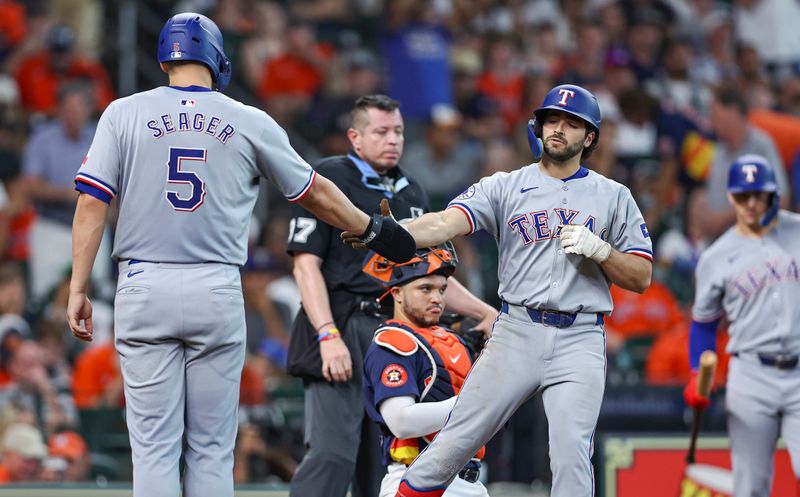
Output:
(584, 129), (595, 148)
(390, 286), (402, 303)
(159, 62), (170, 74)
(727, 192), (735, 207)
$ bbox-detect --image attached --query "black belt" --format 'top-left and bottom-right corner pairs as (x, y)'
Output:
(500, 302), (603, 328)
(734, 352), (799, 370)
(458, 467), (480, 483)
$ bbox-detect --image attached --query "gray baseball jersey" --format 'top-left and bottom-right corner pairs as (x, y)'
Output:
(73, 85), (316, 497)
(75, 86), (315, 265)
(400, 164), (652, 497)
(692, 211), (800, 354)
(448, 164), (653, 311)
(692, 211), (800, 496)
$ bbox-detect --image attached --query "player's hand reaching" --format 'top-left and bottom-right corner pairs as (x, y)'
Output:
(67, 291), (94, 342)
(559, 224), (611, 263)
(683, 372), (711, 410)
(320, 333), (353, 382)
(341, 199), (416, 263)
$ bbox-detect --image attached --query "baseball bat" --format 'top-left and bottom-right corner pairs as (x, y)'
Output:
(686, 351), (718, 464)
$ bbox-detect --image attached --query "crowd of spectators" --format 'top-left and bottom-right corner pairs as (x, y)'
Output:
(0, 0), (798, 487)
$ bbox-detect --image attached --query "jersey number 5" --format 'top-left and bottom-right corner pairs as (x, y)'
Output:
(166, 147), (206, 212)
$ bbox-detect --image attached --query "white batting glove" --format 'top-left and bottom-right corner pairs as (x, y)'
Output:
(559, 224), (611, 263)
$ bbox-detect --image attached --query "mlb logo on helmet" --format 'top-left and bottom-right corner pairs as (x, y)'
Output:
(171, 41), (182, 59)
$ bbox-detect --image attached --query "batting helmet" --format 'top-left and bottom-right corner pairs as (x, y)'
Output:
(727, 154), (780, 226)
(157, 13), (232, 91)
(362, 243), (458, 288)
(527, 84), (602, 161)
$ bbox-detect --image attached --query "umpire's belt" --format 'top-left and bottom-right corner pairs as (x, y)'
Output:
(500, 302), (603, 328)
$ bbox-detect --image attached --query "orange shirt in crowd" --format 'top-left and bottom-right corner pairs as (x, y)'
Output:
(239, 360), (266, 406)
(257, 44), (334, 102)
(0, 1), (26, 47)
(0, 463), (10, 483)
(476, 72), (524, 131)
(71, 342), (122, 409)
(606, 281), (685, 339)
(14, 52), (115, 115)
(750, 109), (800, 172)
(646, 324), (729, 387)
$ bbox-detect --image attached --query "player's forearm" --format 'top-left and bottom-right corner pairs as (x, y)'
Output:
(444, 278), (496, 321)
(298, 175), (370, 235)
(600, 251), (652, 293)
(292, 253), (336, 333)
(379, 396), (457, 439)
(403, 209), (470, 248)
(70, 194), (108, 293)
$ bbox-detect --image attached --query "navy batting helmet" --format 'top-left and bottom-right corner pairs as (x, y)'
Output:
(158, 13), (232, 91)
(527, 84), (602, 161)
(362, 243), (458, 288)
(727, 154), (780, 225)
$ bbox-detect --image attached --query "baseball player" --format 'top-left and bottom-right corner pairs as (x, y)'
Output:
(361, 245), (490, 497)
(684, 154), (800, 497)
(346, 84), (653, 497)
(287, 95), (498, 497)
(65, 13), (414, 497)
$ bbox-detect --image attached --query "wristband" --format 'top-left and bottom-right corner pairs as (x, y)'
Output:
(318, 328), (341, 342)
(315, 321), (334, 333)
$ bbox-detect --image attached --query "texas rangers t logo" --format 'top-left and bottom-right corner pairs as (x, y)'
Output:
(557, 89), (576, 106)
(742, 164), (758, 183)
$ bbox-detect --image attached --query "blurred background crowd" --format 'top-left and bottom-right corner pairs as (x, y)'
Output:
(0, 0), (798, 489)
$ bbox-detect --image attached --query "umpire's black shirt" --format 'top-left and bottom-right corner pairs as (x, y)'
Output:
(287, 153), (428, 297)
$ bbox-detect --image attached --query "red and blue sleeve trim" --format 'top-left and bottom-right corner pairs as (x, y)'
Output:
(75, 173), (115, 204)
(624, 247), (653, 261)
(446, 203), (475, 234)
(75, 181), (112, 204)
(287, 170), (317, 203)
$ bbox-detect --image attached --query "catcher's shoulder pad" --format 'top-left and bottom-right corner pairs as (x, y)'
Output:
(374, 326), (418, 356)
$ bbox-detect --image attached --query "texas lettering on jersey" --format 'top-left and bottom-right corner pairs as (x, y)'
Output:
(508, 208), (605, 245)
(728, 256), (800, 299)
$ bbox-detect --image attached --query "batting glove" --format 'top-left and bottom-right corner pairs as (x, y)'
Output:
(559, 224), (611, 263)
(683, 372), (711, 410)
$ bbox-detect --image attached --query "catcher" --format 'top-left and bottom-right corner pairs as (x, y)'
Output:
(362, 244), (490, 497)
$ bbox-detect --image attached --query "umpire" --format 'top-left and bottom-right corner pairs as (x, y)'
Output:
(287, 95), (496, 497)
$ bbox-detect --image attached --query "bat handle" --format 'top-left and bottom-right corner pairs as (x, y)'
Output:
(686, 407), (704, 464)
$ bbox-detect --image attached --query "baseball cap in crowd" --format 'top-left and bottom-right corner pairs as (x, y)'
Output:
(47, 24), (75, 53)
(48, 432), (89, 461)
(1, 423), (47, 459)
(345, 49), (378, 71)
(428, 104), (462, 128)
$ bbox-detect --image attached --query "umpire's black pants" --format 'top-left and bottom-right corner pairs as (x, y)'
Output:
(289, 312), (386, 497)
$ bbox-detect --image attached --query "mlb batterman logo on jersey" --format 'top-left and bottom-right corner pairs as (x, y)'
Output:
(382, 364), (407, 388)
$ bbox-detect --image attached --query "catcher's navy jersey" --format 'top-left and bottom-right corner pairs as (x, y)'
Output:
(363, 321), (473, 466)
(75, 86), (315, 266)
(448, 164), (652, 313)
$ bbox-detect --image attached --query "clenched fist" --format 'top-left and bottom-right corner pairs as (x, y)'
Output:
(559, 224), (611, 263)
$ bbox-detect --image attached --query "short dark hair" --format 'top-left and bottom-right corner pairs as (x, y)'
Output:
(714, 86), (749, 116)
(351, 94), (400, 128)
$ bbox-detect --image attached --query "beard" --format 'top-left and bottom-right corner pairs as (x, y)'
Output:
(544, 137), (585, 162)
(402, 302), (441, 328)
